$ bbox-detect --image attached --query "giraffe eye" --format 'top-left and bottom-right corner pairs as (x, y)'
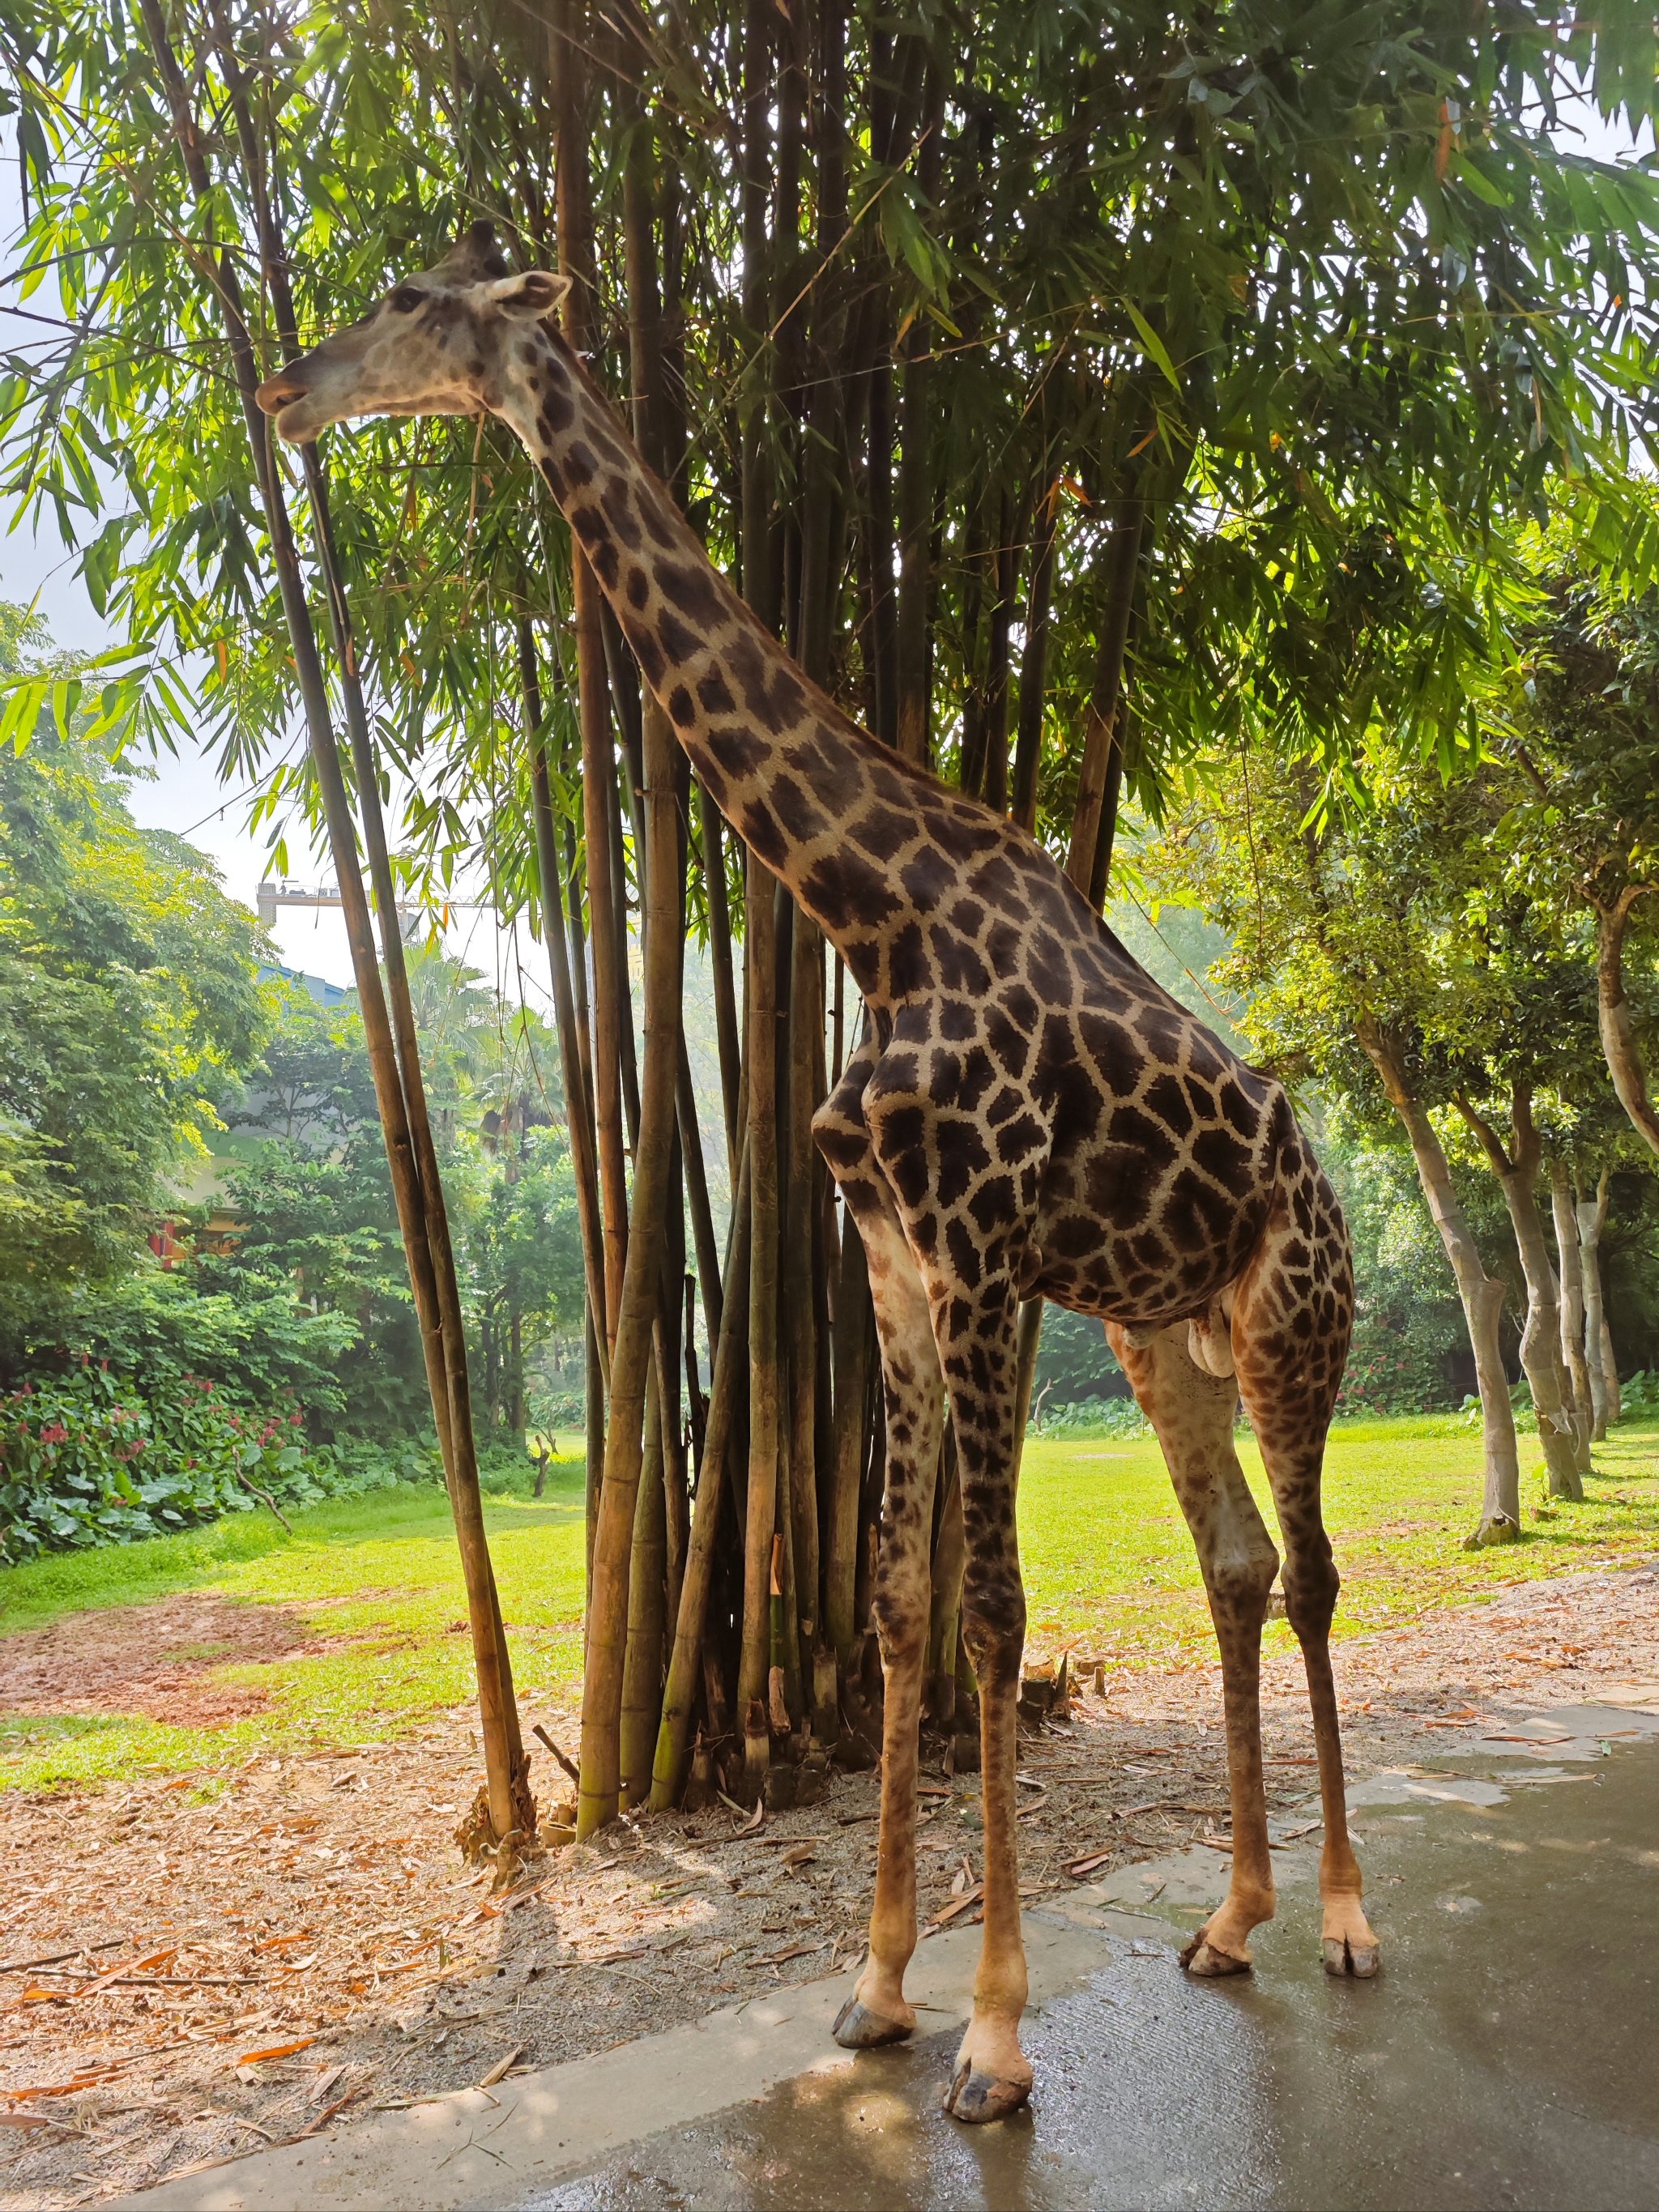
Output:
(389, 286), (424, 314)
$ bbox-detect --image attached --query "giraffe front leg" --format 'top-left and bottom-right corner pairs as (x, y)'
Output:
(829, 1195), (944, 2052)
(946, 1580), (1032, 2121)
(938, 1289), (1032, 2125)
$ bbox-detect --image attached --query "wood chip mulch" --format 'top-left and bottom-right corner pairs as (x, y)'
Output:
(2, 1554), (1654, 2209)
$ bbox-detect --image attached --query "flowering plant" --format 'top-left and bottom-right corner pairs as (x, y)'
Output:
(0, 1360), (326, 1561)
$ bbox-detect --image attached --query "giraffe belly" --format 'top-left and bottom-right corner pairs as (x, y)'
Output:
(1027, 1143), (1276, 1330)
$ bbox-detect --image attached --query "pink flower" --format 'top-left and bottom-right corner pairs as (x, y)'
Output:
(39, 1423), (69, 1445)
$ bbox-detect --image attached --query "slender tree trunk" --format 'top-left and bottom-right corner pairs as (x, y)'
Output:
(1358, 1024), (1520, 1540)
(699, 784), (743, 1179)
(619, 1360), (667, 1805)
(893, 52), (944, 769)
(1578, 1171), (1620, 1434)
(825, 1165), (872, 1665)
(783, 908), (821, 1661)
(1066, 496), (1145, 906)
(980, 485), (1024, 813)
(738, 863), (782, 1795)
(522, 620), (608, 1393)
(1549, 1158), (1594, 1474)
(650, 1149), (753, 1808)
(1595, 890), (1659, 1162)
(554, 0), (628, 1359)
(574, 672), (685, 1835)
(152, 0), (527, 1843)
(1456, 1090), (1584, 1503)
(864, 357), (899, 747)
(1010, 475), (1059, 833)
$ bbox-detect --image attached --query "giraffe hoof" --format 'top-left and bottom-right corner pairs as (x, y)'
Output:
(944, 2061), (1032, 2125)
(1180, 1929), (1252, 1977)
(832, 1997), (914, 2049)
(1323, 1934), (1380, 1979)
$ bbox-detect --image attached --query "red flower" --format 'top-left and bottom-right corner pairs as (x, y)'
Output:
(39, 1423), (69, 1445)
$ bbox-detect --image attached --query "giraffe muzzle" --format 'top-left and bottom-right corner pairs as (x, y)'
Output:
(254, 368), (323, 442)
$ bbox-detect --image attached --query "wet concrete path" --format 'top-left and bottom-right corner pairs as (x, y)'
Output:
(134, 1694), (1659, 2212)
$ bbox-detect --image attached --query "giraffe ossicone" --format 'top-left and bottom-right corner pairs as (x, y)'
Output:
(256, 224), (1379, 2125)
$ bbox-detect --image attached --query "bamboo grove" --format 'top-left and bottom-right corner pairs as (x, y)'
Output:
(3, 0), (1658, 1842)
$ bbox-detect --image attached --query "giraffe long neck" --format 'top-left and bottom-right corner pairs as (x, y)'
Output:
(498, 325), (974, 1005)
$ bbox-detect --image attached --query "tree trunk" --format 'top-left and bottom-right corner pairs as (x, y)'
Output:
(1455, 1089), (1583, 1503)
(1549, 1158), (1593, 1474)
(1065, 496), (1145, 907)
(554, 0), (629, 1359)
(153, 0), (527, 1843)
(522, 620), (608, 1393)
(619, 1358), (667, 1806)
(825, 1168), (872, 1665)
(1596, 891), (1659, 1162)
(573, 667), (685, 1834)
(1578, 1171), (1619, 1435)
(699, 783), (743, 1181)
(980, 486), (1024, 813)
(1010, 475), (1059, 833)
(783, 910), (821, 1661)
(649, 1145), (753, 1809)
(1358, 1024), (1520, 1540)
(738, 863), (782, 1794)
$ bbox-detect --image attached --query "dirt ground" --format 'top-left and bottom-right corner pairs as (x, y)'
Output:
(0, 1594), (372, 1731)
(2, 1555), (1656, 2210)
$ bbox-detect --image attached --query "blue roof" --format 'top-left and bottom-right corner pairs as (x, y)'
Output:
(258, 961), (349, 1007)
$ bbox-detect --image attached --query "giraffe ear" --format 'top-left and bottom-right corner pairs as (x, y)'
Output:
(486, 270), (571, 321)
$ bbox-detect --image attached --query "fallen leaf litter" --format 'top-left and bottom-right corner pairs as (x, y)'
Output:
(0, 1558), (1653, 2206)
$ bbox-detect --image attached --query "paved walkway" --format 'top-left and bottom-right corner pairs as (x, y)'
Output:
(126, 1690), (1659, 2212)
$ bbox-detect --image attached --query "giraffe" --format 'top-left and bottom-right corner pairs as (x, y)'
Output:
(256, 222), (1380, 2124)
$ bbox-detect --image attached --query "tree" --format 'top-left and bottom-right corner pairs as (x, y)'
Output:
(0, 606), (268, 1359)
(1493, 535), (1659, 1167)
(6, 0), (1659, 1823)
(213, 968), (585, 1442)
(1143, 750), (1532, 1539)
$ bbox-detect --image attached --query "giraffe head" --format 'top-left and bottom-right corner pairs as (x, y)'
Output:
(254, 220), (569, 443)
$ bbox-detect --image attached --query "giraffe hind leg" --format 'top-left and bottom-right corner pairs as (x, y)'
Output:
(1233, 1157), (1380, 1979)
(1109, 1319), (1278, 1975)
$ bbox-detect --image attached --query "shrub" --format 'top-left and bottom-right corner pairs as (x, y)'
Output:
(1030, 1396), (1151, 1440)
(0, 1359), (326, 1561)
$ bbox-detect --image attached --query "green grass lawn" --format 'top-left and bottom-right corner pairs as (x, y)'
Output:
(1, 1415), (1655, 1794)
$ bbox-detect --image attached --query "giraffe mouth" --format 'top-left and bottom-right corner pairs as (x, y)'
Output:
(254, 372), (325, 443)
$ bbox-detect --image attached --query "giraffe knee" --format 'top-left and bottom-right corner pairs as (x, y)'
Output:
(1206, 1543), (1279, 1625)
(872, 1583), (929, 1666)
(1284, 1558), (1339, 1641)
(961, 1566), (1026, 1690)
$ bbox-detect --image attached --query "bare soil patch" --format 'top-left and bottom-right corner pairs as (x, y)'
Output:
(0, 1555), (1654, 2209)
(0, 1595), (357, 1729)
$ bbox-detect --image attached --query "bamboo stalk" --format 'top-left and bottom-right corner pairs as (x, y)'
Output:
(1066, 495), (1145, 906)
(1010, 475), (1060, 832)
(737, 858), (782, 1789)
(156, 0), (526, 1841)
(620, 1358), (667, 1805)
(522, 620), (610, 1396)
(783, 904), (821, 1655)
(554, 0), (629, 1357)
(649, 1147), (753, 1808)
